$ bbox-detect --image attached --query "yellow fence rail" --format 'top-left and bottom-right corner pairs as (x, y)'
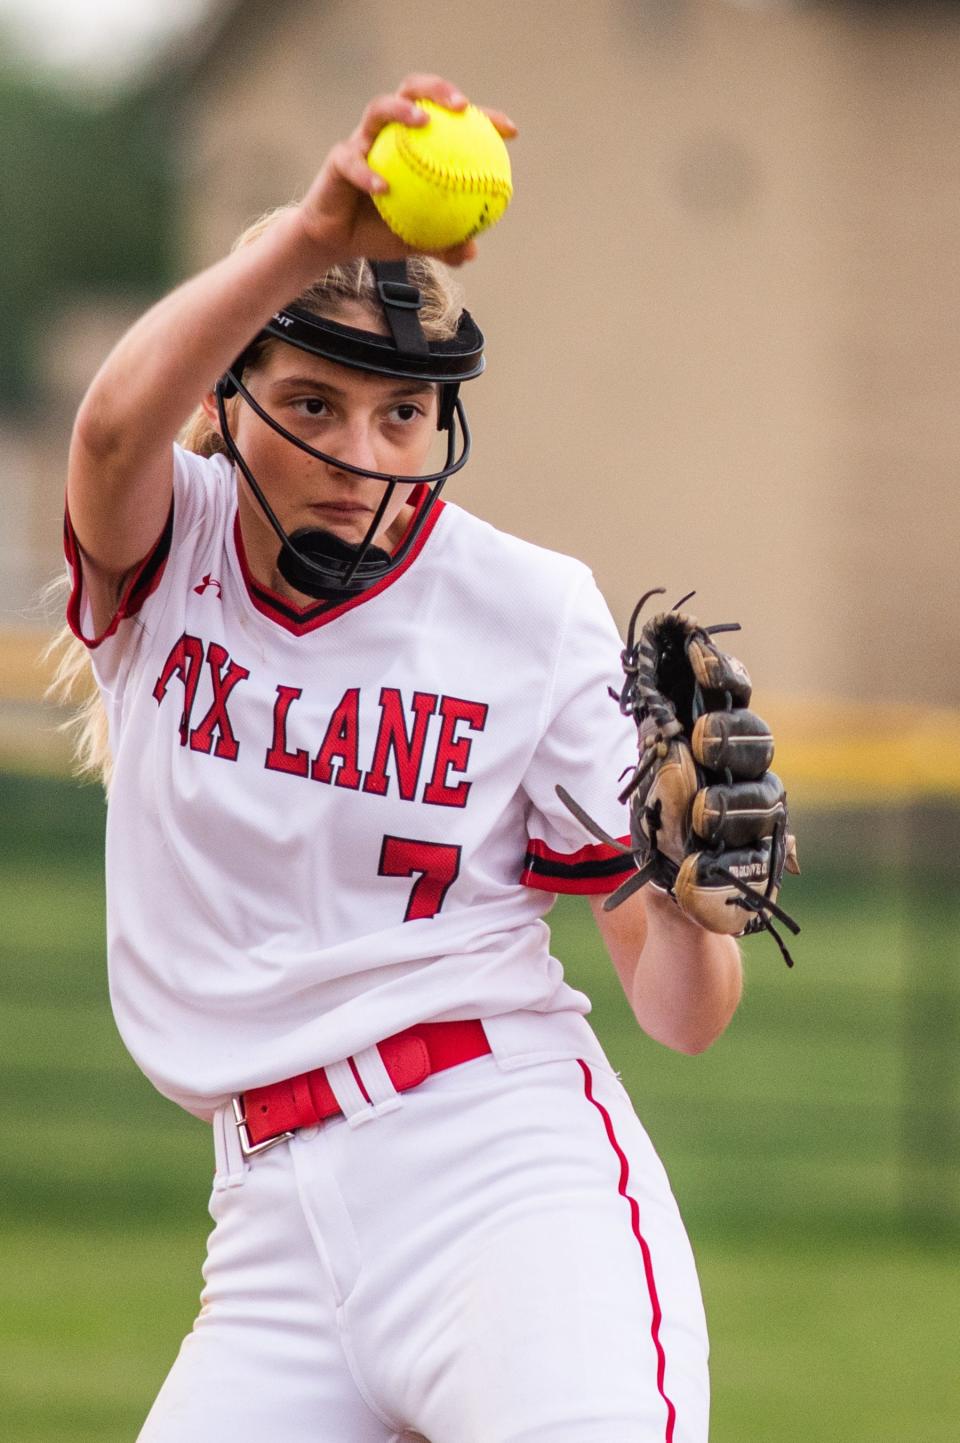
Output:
(2, 626), (959, 799)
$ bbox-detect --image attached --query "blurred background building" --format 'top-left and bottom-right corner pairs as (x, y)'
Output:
(2, 0), (959, 769)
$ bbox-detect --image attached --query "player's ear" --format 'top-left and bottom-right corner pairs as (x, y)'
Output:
(199, 391), (222, 436)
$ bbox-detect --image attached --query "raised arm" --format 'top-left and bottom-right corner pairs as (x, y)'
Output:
(67, 74), (514, 632)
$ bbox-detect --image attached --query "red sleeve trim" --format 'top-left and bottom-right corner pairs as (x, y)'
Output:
(520, 835), (635, 895)
(64, 500), (173, 650)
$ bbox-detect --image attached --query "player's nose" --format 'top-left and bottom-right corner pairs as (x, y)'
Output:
(325, 414), (381, 479)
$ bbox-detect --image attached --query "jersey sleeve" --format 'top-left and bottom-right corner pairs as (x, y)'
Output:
(64, 444), (227, 688)
(519, 569), (638, 895)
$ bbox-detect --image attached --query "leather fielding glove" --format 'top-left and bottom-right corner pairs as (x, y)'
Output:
(558, 588), (800, 966)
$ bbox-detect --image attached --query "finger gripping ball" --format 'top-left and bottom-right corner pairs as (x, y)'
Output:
(367, 99), (513, 250)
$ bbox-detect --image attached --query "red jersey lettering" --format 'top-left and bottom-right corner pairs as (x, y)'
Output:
(423, 696), (489, 807)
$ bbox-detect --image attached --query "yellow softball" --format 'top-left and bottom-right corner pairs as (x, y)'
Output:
(367, 99), (513, 251)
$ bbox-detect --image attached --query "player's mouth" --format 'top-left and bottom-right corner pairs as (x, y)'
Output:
(309, 501), (374, 518)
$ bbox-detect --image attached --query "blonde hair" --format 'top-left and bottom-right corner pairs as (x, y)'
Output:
(44, 582), (112, 784)
(51, 205), (466, 788)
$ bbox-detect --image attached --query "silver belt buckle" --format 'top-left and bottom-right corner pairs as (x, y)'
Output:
(232, 1095), (295, 1158)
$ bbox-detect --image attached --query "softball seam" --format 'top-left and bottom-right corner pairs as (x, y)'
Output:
(394, 127), (513, 199)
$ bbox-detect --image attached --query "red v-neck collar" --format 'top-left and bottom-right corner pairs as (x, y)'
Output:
(231, 493), (445, 635)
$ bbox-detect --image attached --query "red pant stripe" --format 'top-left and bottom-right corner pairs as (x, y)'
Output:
(578, 1059), (677, 1443)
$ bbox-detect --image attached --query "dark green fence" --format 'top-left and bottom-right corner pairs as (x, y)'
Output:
(2, 772), (957, 1243)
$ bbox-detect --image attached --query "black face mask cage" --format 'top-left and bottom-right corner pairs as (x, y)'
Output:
(215, 381), (470, 598)
(214, 261), (484, 602)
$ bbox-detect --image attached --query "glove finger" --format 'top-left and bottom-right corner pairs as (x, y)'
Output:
(631, 737), (697, 865)
(691, 709), (774, 779)
(686, 634), (752, 708)
(691, 772), (787, 849)
(675, 840), (782, 935)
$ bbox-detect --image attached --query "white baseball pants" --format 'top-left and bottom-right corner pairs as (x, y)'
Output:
(138, 1052), (709, 1443)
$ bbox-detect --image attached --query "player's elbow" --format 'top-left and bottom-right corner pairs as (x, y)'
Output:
(669, 1015), (732, 1055)
(677, 975), (743, 1055)
(633, 945), (743, 1055)
(73, 387), (132, 465)
(641, 1010), (732, 1056)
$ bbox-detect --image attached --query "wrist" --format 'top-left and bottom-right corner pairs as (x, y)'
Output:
(287, 196), (363, 276)
(261, 204), (341, 284)
(646, 881), (706, 936)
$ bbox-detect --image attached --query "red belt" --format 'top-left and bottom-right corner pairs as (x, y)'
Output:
(232, 1020), (491, 1157)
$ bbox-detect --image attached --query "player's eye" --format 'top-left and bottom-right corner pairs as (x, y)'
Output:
(388, 402), (423, 424)
(292, 396), (330, 418)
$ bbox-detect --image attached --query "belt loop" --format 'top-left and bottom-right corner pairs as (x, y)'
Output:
(324, 1058), (376, 1128)
(352, 1044), (403, 1117)
(212, 1102), (248, 1189)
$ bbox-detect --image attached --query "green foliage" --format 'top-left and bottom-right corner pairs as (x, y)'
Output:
(0, 65), (172, 409)
(1, 772), (957, 1439)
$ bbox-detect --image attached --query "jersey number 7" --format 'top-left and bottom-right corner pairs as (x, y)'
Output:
(378, 836), (462, 921)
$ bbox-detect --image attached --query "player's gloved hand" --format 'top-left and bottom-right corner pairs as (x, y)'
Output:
(557, 589), (800, 966)
(297, 73), (518, 267)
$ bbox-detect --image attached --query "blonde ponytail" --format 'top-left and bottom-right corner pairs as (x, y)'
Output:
(43, 579), (113, 787)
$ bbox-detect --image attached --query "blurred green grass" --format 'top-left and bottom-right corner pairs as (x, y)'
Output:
(2, 772), (958, 1440)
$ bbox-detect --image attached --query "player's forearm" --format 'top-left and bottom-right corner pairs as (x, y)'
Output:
(632, 890), (743, 1054)
(72, 206), (325, 466)
(590, 889), (743, 1055)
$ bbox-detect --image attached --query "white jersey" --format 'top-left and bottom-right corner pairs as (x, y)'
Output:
(66, 446), (638, 1119)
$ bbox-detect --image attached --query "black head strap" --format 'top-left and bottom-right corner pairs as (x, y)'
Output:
(220, 304), (483, 398)
(371, 260), (430, 357)
(218, 259), (483, 441)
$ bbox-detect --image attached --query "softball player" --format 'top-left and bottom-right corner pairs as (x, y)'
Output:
(64, 75), (743, 1443)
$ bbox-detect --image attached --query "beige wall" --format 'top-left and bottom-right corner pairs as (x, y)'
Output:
(8, 298), (151, 607)
(181, 0), (960, 705)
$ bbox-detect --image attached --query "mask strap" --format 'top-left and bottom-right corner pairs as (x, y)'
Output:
(437, 382), (460, 432)
(371, 260), (430, 356)
(370, 260), (458, 433)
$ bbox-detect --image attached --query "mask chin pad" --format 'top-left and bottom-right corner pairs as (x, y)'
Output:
(277, 528), (392, 600)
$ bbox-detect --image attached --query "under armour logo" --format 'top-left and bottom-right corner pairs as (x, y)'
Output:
(194, 574), (223, 598)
